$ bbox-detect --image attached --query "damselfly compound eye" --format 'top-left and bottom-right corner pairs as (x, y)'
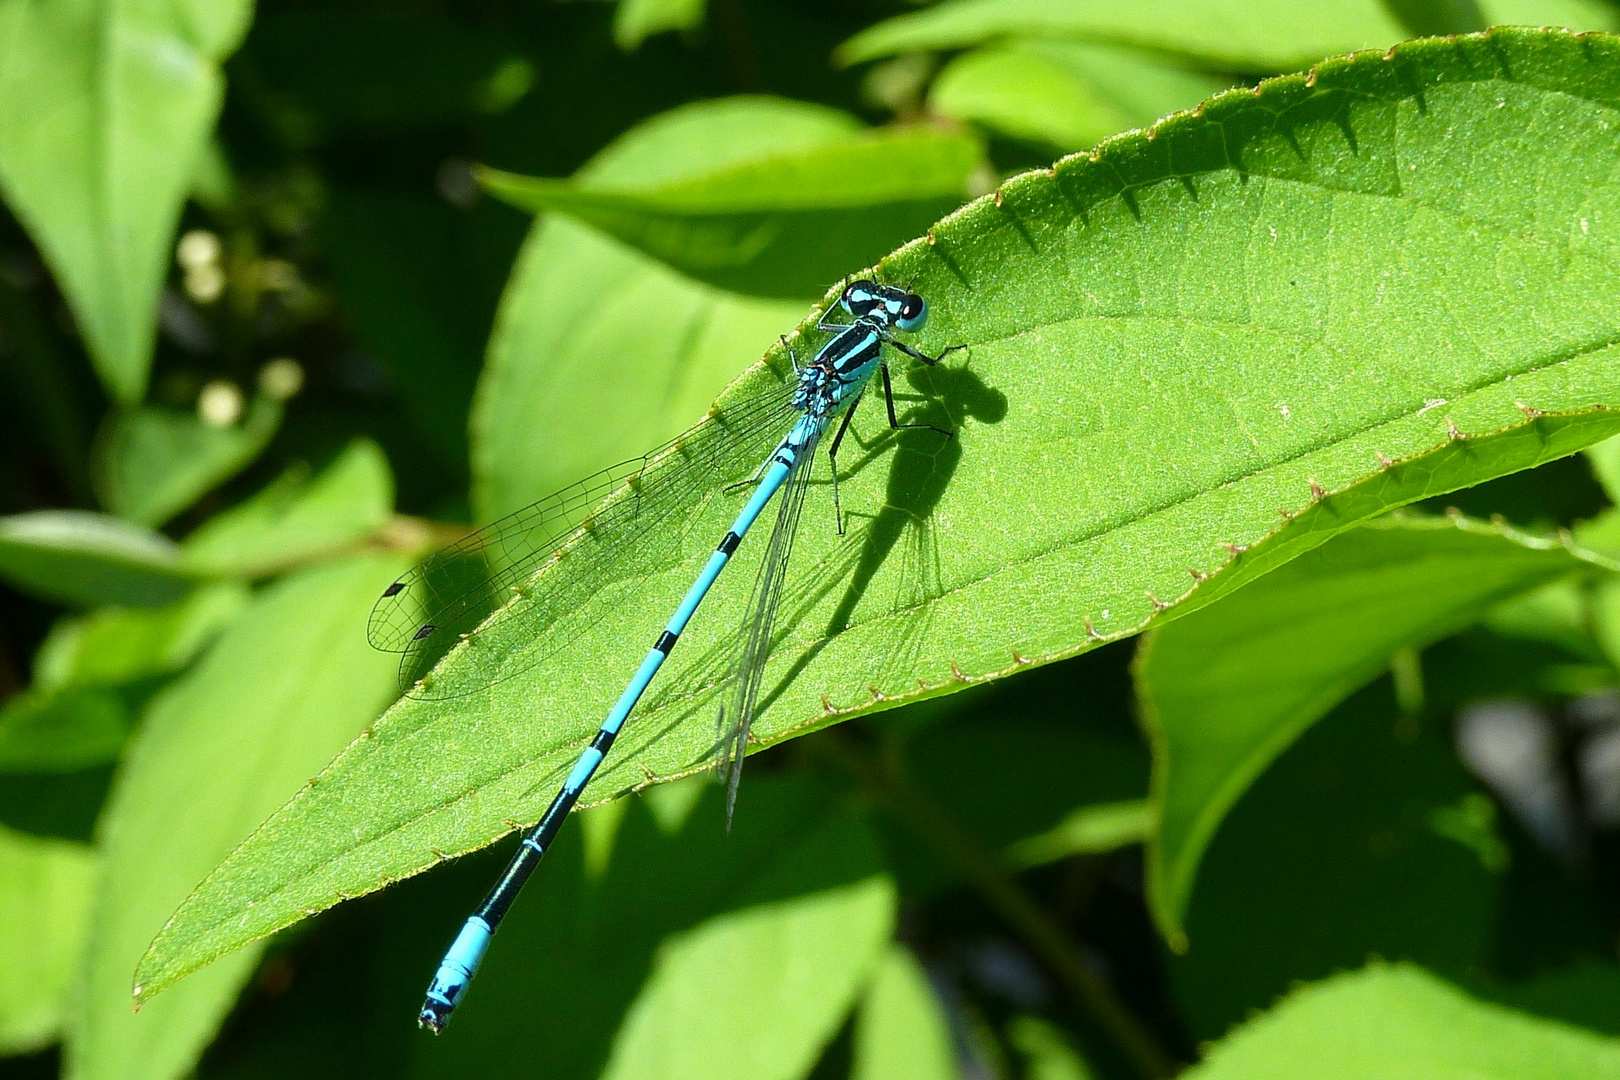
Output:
(896, 294), (928, 333)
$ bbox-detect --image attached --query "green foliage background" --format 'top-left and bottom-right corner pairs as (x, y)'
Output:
(5, 2), (1620, 1079)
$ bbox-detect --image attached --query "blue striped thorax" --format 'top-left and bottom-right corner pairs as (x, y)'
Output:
(792, 279), (929, 419)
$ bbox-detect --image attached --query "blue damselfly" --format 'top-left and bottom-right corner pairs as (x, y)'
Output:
(368, 280), (960, 1032)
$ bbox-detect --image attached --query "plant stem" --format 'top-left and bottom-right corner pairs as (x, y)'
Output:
(822, 731), (1181, 1080)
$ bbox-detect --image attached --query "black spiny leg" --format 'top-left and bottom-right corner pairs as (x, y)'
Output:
(882, 337), (968, 367)
(881, 363), (953, 438)
(827, 391), (862, 535)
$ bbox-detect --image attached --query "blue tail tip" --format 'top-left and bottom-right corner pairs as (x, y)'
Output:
(419, 994), (453, 1034)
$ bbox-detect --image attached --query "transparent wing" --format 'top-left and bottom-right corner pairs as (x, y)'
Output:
(715, 424), (822, 820)
(369, 383), (801, 698)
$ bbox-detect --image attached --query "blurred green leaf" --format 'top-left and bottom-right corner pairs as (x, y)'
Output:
(479, 123), (984, 299)
(97, 396), (282, 528)
(1006, 799), (1153, 868)
(1185, 963), (1620, 1078)
(929, 40), (1229, 152)
(1166, 682), (1500, 1039)
(0, 511), (193, 608)
(1139, 512), (1614, 945)
(0, 825), (96, 1054)
(838, 0), (1409, 71)
(474, 97), (848, 519)
(0, 0), (252, 403)
(138, 31), (1620, 997)
(404, 781), (891, 1080)
(70, 554), (406, 1080)
(1588, 434), (1620, 502)
(853, 945), (958, 1080)
(1008, 1017), (1095, 1080)
(597, 864), (893, 1080)
(1481, 576), (1604, 659)
(840, 0), (1616, 71)
(614, 0), (706, 51)
(0, 686), (132, 773)
(180, 439), (394, 578)
(32, 583), (251, 691)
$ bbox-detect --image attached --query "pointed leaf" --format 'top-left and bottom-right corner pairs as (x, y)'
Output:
(140, 30), (1620, 998)
(853, 945), (960, 1080)
(0, 686), (132, 774)
(0, 825), (96, 1054)
(475, 98), (837, 519)
(68, 554), (405, 1080)
(32, 582), (250, 691)
(0, 511), (193, 608)
(0, 0), (253, 402)
(1186, 963), (1620, 1079)
(930, 40), (1229, 152)
(479, 124), (984, 299)
(97, 396), (282, 528)
(1139, 512), (1618, 945)
(180, 439), (394, 577)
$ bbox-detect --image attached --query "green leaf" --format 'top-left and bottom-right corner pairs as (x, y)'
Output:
(1588, 433), (1620, 502)
(929, 40), (1230, 152)
(403, 781), (891, 1079)
(597, 862), (893, 1080)
(614, 0), (706, 50)
(1006, 799), (1154, 868)
(32, 582), (250, 691)
(0, 825), (96, 1054)
(838, 0), (1617, 71)
(473, 98), (848, 518)
(1139, 512), (1616, 945)
(853, 945), (960, 1080)
(1007, 1016), (1096, 1080)
(96, 396), (282, 528)
(479, 124), (984, 299)
(68, 554), (406, 1080)
(0, 0), (252, 403)
(837, 0), (1410, 71)
(180, 439), (394, 578)
(0, 511), (193, 608)
(138, 30), (1620, 997)
(0, 686), (132, 774)
(1185, 963), (1620, 1079)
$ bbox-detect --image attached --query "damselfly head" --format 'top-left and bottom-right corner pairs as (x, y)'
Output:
(842, 279), (928, 332)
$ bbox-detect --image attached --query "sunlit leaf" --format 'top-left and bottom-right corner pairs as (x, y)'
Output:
(96, 396), (282, 528)
(930, 40), (1229, 152)
(614, 0), (706, 50)
(0, 511), (192, 608)
(0, 825), (96, 1054)
(0, 0), (253, 402)
(180, 438), (394, 577)
(138, 30), (1620, 998)
(31, 582), (250, 691)
(479, 123), (984, 299)
(1185, 963), (1620, 1078)
(1138, 512), (1616, 945)
(0, 686), (132, 774)
(68, 554), (406, 1080)
(474, 97), (831, 519)
(852, 945), (959, 1080)
(838, 0), (1409, 71)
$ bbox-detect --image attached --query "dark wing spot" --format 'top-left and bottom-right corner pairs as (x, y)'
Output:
(412, 624), (438, 641)
(382, 582), (405, 598)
